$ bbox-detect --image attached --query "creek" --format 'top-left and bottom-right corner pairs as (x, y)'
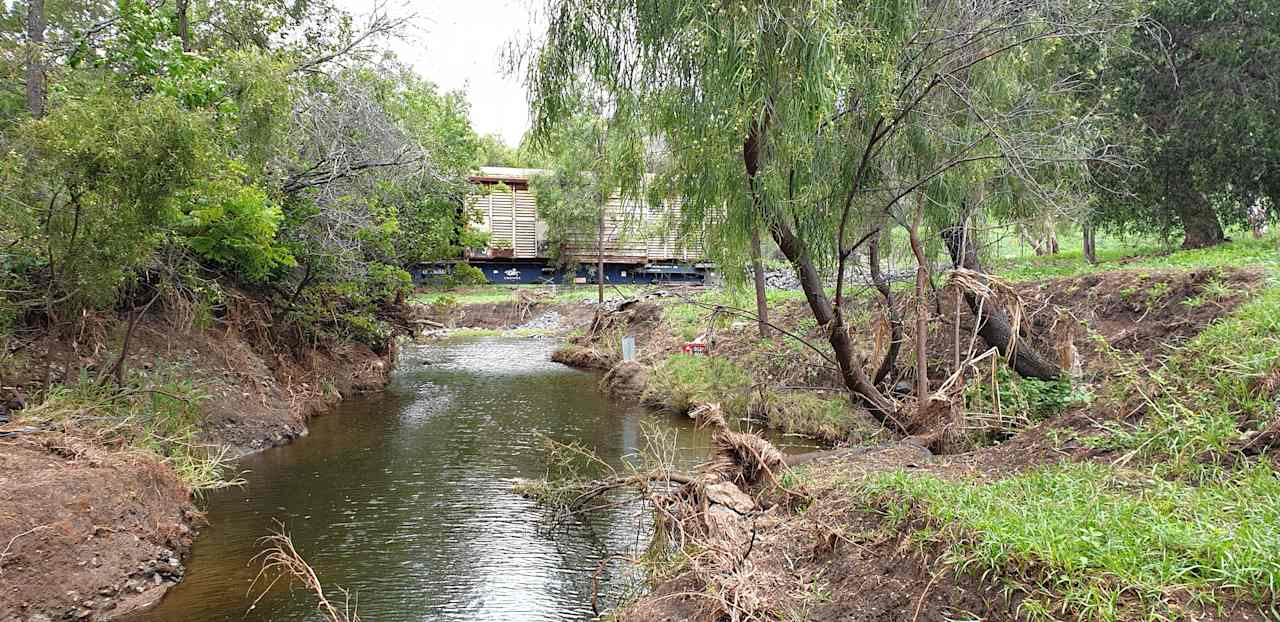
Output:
(123, 336), (809, 621)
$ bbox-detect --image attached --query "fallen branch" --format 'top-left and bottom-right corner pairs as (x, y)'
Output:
(250, 522), (359, 622)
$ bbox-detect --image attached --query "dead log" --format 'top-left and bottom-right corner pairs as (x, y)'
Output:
(941, 225), (1060, 381)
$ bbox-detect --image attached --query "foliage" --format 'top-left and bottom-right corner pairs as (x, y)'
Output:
(1, 84), (208, 311)
(1093, 0), (1280, 248)
(446, 263), (488, 287)
(176, 170), (294, 282)
(965, 364), (1093, 440)
(528, 113), (645, 266)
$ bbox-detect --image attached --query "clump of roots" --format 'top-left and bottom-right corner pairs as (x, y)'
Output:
(514, 402), (807, 620)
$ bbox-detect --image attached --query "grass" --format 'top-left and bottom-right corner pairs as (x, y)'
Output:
(15, 368), (241, 493)
(755, 391), (882, 444)
(851, 252), (1280, 621)
(994, 233), (1280, 282)
(642, 354), (752, 414)
(1079, 278), (1280, 480)
(861, 463), (1280, 621)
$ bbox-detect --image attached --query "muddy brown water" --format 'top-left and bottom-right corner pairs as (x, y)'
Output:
(124, 336), (812, 621)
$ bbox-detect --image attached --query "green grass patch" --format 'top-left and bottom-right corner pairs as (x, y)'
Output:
(1080, 280), (1280, 480)
(17, 370), (241, 493)
(996, 235), (1280, 282)
(755, 391), (881, 444)
(861, 463), (1280, 621)
(642, 354), (752, 414)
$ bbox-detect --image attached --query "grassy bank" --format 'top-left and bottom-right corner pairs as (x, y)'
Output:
(854, 239), (1280, 621)
(556, 234), (1280, 621)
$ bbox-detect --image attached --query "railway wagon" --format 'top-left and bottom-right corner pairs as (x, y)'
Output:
(458, 166), (710, 285)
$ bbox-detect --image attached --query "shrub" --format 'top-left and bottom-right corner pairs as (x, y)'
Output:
(447, 263), (489, 287)
(965, 363), (1092, 442)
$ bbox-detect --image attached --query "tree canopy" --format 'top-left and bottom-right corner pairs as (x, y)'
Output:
(1, 0), (485, 349)
(1095, 0), (1280, 248)
(519, 0), (1119, 429)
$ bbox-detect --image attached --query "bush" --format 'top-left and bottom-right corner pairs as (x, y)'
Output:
(447, 263), (489, 287)
(965, 363), (1092, 442)
(177, 171), (295, 282)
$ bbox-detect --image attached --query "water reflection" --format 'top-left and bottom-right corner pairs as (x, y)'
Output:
(124, 337), (807, 622)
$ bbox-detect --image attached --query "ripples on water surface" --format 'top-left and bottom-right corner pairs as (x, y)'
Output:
(126, 337), (804, 622)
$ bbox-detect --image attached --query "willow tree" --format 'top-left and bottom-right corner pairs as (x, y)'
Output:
(520, 0), (1113, 432)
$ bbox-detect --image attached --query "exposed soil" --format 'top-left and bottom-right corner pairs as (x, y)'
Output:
(416, 298), (597, 331)
(622, 443), (1032, 622)
(1014, 267), (1262, 369)
(0, 294), (401, 621)
(0, 440), (195, 622)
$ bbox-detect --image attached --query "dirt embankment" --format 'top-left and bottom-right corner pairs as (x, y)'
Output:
(549, 267), (1265, 621)
(0, 296), (400, 621)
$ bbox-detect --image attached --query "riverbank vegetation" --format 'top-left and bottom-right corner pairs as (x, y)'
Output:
(1, 1), (489, 618)
(3, 0), (1279, 619)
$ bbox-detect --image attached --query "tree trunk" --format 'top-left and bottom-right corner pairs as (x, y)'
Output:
(743, 122), (771, 340)
(772, 220), (900, 427)
(597, 202), (605, 305)
(941, 224), (1060, 381)
(1176, 193), (1225, 249)
(744, 114), (900, 431)
(1082, 222), (1098, 265)
(105, 293), (161, 387)
(176, 0), (192, 51)
(868, 234), (902, 387)
(750, 228), (770, 339)
(25, 0), (45, 118)
(907, 201), (930, 404)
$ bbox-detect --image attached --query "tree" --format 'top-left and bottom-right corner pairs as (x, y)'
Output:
(478, 133), (521, 167)
(1098, 0), (1280, 249)
(521, 0), (1112, 432)
(529, 113), (644, 303)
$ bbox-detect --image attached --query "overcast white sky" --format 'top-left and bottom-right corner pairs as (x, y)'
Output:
(337, 0), (539, 147)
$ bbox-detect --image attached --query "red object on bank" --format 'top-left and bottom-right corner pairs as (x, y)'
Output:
(682, 335), (709, 355)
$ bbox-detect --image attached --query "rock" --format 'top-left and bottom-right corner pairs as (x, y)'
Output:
(704, 481), (755, 514)
(514, 310), (563, 331)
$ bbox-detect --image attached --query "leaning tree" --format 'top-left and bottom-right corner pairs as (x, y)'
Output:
(519, 0), (1117, 434)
